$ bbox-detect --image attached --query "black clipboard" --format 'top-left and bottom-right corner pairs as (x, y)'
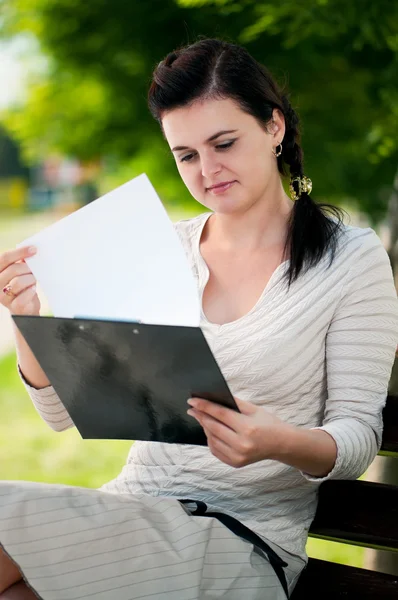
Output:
(13, 315), (238, 445)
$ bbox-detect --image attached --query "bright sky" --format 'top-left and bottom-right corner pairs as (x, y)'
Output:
(0, 53), (24, 108)
(0, 36), (42, 109)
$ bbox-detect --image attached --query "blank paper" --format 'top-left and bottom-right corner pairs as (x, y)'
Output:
(18, 174), (200, 327)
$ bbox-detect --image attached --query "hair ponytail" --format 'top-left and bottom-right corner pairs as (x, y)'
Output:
(280, 96), (346, 286)
(148, 38), (347, 287)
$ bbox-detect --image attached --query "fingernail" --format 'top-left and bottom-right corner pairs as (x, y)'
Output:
(28, 246), (37, 255)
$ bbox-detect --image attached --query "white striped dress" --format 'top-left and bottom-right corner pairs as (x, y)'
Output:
(1, 211), (398, 599)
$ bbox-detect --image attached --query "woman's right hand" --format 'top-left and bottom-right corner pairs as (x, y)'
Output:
(0, 246), (40, 316)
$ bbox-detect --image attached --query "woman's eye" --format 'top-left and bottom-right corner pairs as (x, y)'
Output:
(180, 153), (195, 163)
(216, 140), (235, 150)
(179, 140), (236, 163)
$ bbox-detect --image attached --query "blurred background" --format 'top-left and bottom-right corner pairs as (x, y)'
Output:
(0, 0), (397, 577)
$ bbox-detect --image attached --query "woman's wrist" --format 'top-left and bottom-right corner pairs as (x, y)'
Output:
(13, 322), (51, 389)
(271, 421), (338, 478)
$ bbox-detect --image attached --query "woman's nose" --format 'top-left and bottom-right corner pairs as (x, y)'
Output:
(200, 154), (222, 180)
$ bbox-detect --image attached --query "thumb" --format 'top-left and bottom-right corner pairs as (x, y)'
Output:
(234, 396), (257, 415)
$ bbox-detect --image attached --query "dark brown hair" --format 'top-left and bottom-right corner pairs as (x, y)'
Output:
(148, 38), (346, 287)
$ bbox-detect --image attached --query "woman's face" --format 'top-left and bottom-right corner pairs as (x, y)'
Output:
(162, 97), (285, 215)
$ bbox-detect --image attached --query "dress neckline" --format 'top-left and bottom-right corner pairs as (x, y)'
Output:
(194, 212), (290, 329)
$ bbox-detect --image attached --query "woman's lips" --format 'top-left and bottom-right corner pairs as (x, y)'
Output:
(207, 181), (236, 195)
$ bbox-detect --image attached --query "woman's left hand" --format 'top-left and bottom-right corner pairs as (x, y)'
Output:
(187, 396), (288, 468)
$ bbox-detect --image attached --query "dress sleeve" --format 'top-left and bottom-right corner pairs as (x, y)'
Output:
(301, 229), (398, 482)
(17, 364), (75, 432)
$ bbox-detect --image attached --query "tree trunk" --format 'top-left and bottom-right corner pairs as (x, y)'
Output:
(386, 165), (398, 282)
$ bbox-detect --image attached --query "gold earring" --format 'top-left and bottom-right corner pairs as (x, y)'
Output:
(289, 175), (313, 200)
(272, 143), (282, 157)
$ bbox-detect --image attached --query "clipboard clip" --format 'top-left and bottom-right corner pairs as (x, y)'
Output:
(73, 316), (143, 331)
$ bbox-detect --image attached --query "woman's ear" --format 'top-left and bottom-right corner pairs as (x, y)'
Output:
(271, 108), (286, 141)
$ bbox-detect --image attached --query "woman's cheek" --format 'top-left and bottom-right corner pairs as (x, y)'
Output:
(180, 169), (201, 200)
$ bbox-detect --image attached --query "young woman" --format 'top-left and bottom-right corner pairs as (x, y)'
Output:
(1, 38), (397, 600)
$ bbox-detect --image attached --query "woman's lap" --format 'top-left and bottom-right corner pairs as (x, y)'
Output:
(0, 481), (294, 600)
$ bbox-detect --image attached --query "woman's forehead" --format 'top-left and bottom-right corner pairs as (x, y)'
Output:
(162, 98), (252, 147)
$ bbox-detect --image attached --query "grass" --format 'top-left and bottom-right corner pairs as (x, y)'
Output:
(306, 537), (364, 568)
(0, 351), (131, 487)
(0, 351), (366, 568)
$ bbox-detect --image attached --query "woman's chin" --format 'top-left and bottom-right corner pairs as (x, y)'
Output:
(193, 189), (247, 214)
(207, 197), (246, 215)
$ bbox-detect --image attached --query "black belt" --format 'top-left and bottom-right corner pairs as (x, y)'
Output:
(178, 499), (289, 598)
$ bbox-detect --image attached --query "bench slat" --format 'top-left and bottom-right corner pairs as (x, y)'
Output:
(381, 395), (398, 455)
(291, 558), (398, 599)
(309, 480), (398, 551)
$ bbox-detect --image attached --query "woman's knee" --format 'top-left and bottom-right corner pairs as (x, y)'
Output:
(0, 548), (22, 594)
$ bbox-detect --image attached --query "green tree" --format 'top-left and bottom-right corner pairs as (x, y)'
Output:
(1, 0), (397, 222)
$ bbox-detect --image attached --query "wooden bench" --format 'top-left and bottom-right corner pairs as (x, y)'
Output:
(291, 392), (398, 599)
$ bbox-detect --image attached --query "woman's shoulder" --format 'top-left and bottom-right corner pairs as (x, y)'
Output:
(172, 211), (212, 248)
(335, 220), (387, 260)
(327, 218), (391, 283)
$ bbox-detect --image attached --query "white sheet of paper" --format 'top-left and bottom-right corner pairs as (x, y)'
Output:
(18, 174), (200, 327)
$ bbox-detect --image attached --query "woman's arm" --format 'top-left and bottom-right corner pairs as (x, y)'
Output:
(276, 229), (398, 481)
(0, 246), (74, 431)
(14, 324), (75, 432)
(14, 322), (51, 389)
(273, 426), (337, 478)
(188, 229), (398, 479)
(188, 395), (339, 476)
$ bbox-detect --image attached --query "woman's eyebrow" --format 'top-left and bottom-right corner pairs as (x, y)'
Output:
(171, 129), (238, 152)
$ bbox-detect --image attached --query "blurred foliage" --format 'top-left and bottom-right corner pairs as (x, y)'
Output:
(0, 0), (397, 218)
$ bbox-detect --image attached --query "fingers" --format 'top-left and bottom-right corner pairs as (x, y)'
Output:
(0, 246), (36, 274)
(203, 428), (246, 468)
(9, 283), (38, 315)
(0, 262), (33, 290)
(232, 396), (256, 415)
(188, 397), (242, 431)
(188, 408), (239, 445)
(4, 274), (36, 298)
(207, 437), (240, 467)
(0, 265), (37, 310)
(0, 249), (37, 308)
(0, 250), (38, 312)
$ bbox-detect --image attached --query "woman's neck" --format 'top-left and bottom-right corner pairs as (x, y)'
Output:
(207, 182), (294, 254)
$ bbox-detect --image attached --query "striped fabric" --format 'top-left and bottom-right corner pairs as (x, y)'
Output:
(0, 481), (304, 599)
(6, 211), (398, 597)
